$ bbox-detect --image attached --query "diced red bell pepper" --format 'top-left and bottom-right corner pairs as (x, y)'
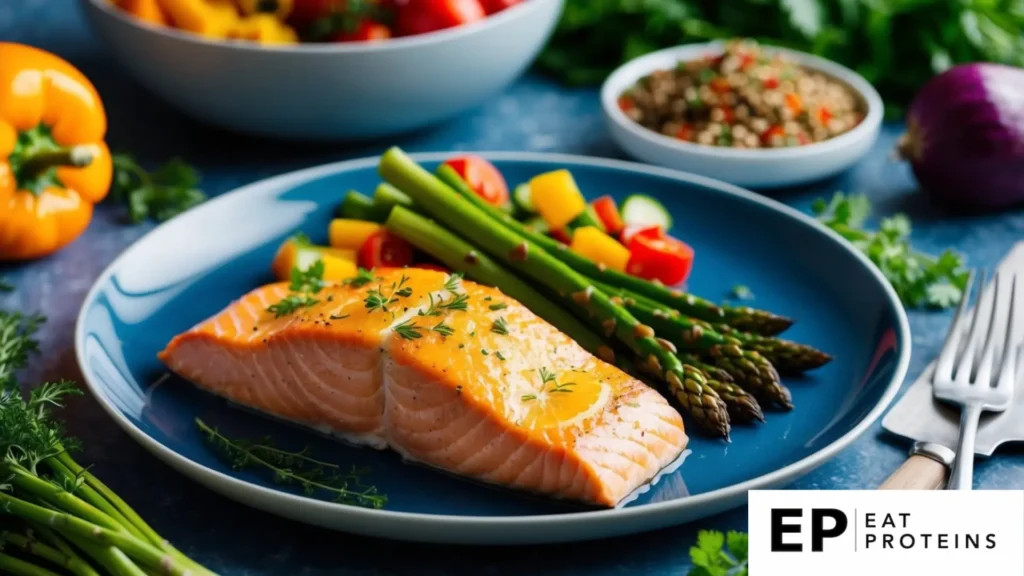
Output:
(358, 230), (414, 269)
(331, 20), (392, 42)
(551, 228), (572, 245)
(710, 77), (731, 94)
(675, 124), (694, 141)
(762, 77), (779, 90)
(625, 232), (694, 286)
(478, 0), (521, 14)
(618, 96), (635, 112)
(761, 124), (785, 145)
(817, 106), (832, 125)
(444, 155), (510, 207)
(395, 0), (486, 36)
(591, 196), (624, 235)
(784, 92), (803, 114)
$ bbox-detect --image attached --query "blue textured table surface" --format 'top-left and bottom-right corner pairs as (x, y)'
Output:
(4, 2), (1024, 574)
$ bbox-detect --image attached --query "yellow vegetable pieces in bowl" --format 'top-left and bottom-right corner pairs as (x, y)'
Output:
(110, 0), (298, 45)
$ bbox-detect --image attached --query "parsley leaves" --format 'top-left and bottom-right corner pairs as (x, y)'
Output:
(110, 154), (207, 223)
(688, 530), (748, 576)
(267, 255), (326, 318)
(812, 193), (969, 309)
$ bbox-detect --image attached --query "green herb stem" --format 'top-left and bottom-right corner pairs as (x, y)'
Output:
(0, 532), (99, 576)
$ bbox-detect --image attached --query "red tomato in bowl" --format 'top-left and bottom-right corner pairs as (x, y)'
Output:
(358, 230), (415, 268)
(394, 0), (486, 36)
(444, 155), (510, 206)
(331, 21), (392, 41)
(479, 0), (522, 14)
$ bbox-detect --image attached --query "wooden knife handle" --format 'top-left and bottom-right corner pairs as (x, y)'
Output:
(879, 455), (947, 490)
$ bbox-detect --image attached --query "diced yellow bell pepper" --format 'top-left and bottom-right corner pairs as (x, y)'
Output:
(329, 219), (381, 250)
(272, 238), (356, 283)
(569, 226), (631, 272)
(529, 169), (587, 231)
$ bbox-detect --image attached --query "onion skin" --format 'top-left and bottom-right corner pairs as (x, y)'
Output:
(898, 63), (1024, 212)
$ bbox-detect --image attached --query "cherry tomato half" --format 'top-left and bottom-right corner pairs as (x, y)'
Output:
(358, 230), (415, 269)
(626, 233), (694, 286)
(619, 224), (663, 246)
(444, 155), (510, 207)
(394, 0), (486, 36)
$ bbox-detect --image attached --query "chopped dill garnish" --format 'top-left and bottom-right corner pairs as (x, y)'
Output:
(495, 351), (507, 361)
(490, 317), (510, 336)
(431, 321), (455, 337)
(538, 367), (556, 385)
(481, 349), (490, 356)
(267, 294), (319, 318)
(521, 394), (537, 402)
(365, 275), (413, 313)
(550, 381), (575, 394)
(393, 319), (422, 340)
(344, 268), (377, 288)
(329, 313), (349, 320)
(442, 273), (463, 293)
(488, 302), (507, 311)
(419, 291), (469, 316)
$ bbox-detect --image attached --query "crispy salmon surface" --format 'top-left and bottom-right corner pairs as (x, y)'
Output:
(159, 268), (688, 507)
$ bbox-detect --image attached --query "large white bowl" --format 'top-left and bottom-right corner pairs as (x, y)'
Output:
(601, 43), (884, 189)
(83, 0), (563, 141)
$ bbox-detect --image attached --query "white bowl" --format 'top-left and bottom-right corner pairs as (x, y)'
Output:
(601, 43), (884, 189)
(82, 0), (563, 141)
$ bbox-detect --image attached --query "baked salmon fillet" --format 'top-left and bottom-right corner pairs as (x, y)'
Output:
(159, 268), (688, 507)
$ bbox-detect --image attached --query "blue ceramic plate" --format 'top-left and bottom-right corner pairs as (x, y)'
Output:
(75, 153), (910, 544)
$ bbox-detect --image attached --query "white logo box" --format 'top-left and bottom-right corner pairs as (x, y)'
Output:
(749, 490), (1024, 575)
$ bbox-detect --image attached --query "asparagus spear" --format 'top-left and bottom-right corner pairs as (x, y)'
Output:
(591, 279), (790, 409)
(598, 282), (832, 374)
(435, 164), (792, 335)
(679, 354), (764, 424)
(380, 149), (730, 438)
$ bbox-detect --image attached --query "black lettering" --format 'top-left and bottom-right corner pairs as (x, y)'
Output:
(938, 534), (948, 549)
(987, 534), (997, 549)
(882, 513), (895, 528)
(966, 533), (979, 549)
(811, 509), (848, 552)
(865, 513), (875, 528)
(865, 534), (876, 548)
(921, 533), (932, 548)
(899, 512), (910, 528)
(900, 534), (915, 549)
(772, 509), (803, 552)
(883, 534), (893, 548)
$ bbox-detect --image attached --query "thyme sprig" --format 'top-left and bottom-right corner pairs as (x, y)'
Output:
(196, 419), (386, 509)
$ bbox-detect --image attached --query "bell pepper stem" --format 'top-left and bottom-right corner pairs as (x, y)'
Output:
(19, 145), (94, 178)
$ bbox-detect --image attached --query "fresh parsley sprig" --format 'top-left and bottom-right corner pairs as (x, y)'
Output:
(267, 255), (327, 318)
(110, 154), (207, 224)
(812, 193), (969, 309)
(688, 530), (748, 576)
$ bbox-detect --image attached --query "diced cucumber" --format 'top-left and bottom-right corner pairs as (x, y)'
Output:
(621, 194), (672, 231)
(567, 205), (606, 233)
(512, 183), (535, 214)
(523, 216), (550, 235)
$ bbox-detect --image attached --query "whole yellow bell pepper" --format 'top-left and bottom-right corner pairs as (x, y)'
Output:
(0, 43), (112, 261)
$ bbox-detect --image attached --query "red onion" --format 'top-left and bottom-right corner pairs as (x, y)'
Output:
(897, 63), (1024, 212)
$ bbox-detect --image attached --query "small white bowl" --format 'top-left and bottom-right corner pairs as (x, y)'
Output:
(83, 0), (563, 141)
(601, 43), (884, 189)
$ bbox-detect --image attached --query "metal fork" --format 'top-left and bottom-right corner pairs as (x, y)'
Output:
(933, 270), (1019, 490)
